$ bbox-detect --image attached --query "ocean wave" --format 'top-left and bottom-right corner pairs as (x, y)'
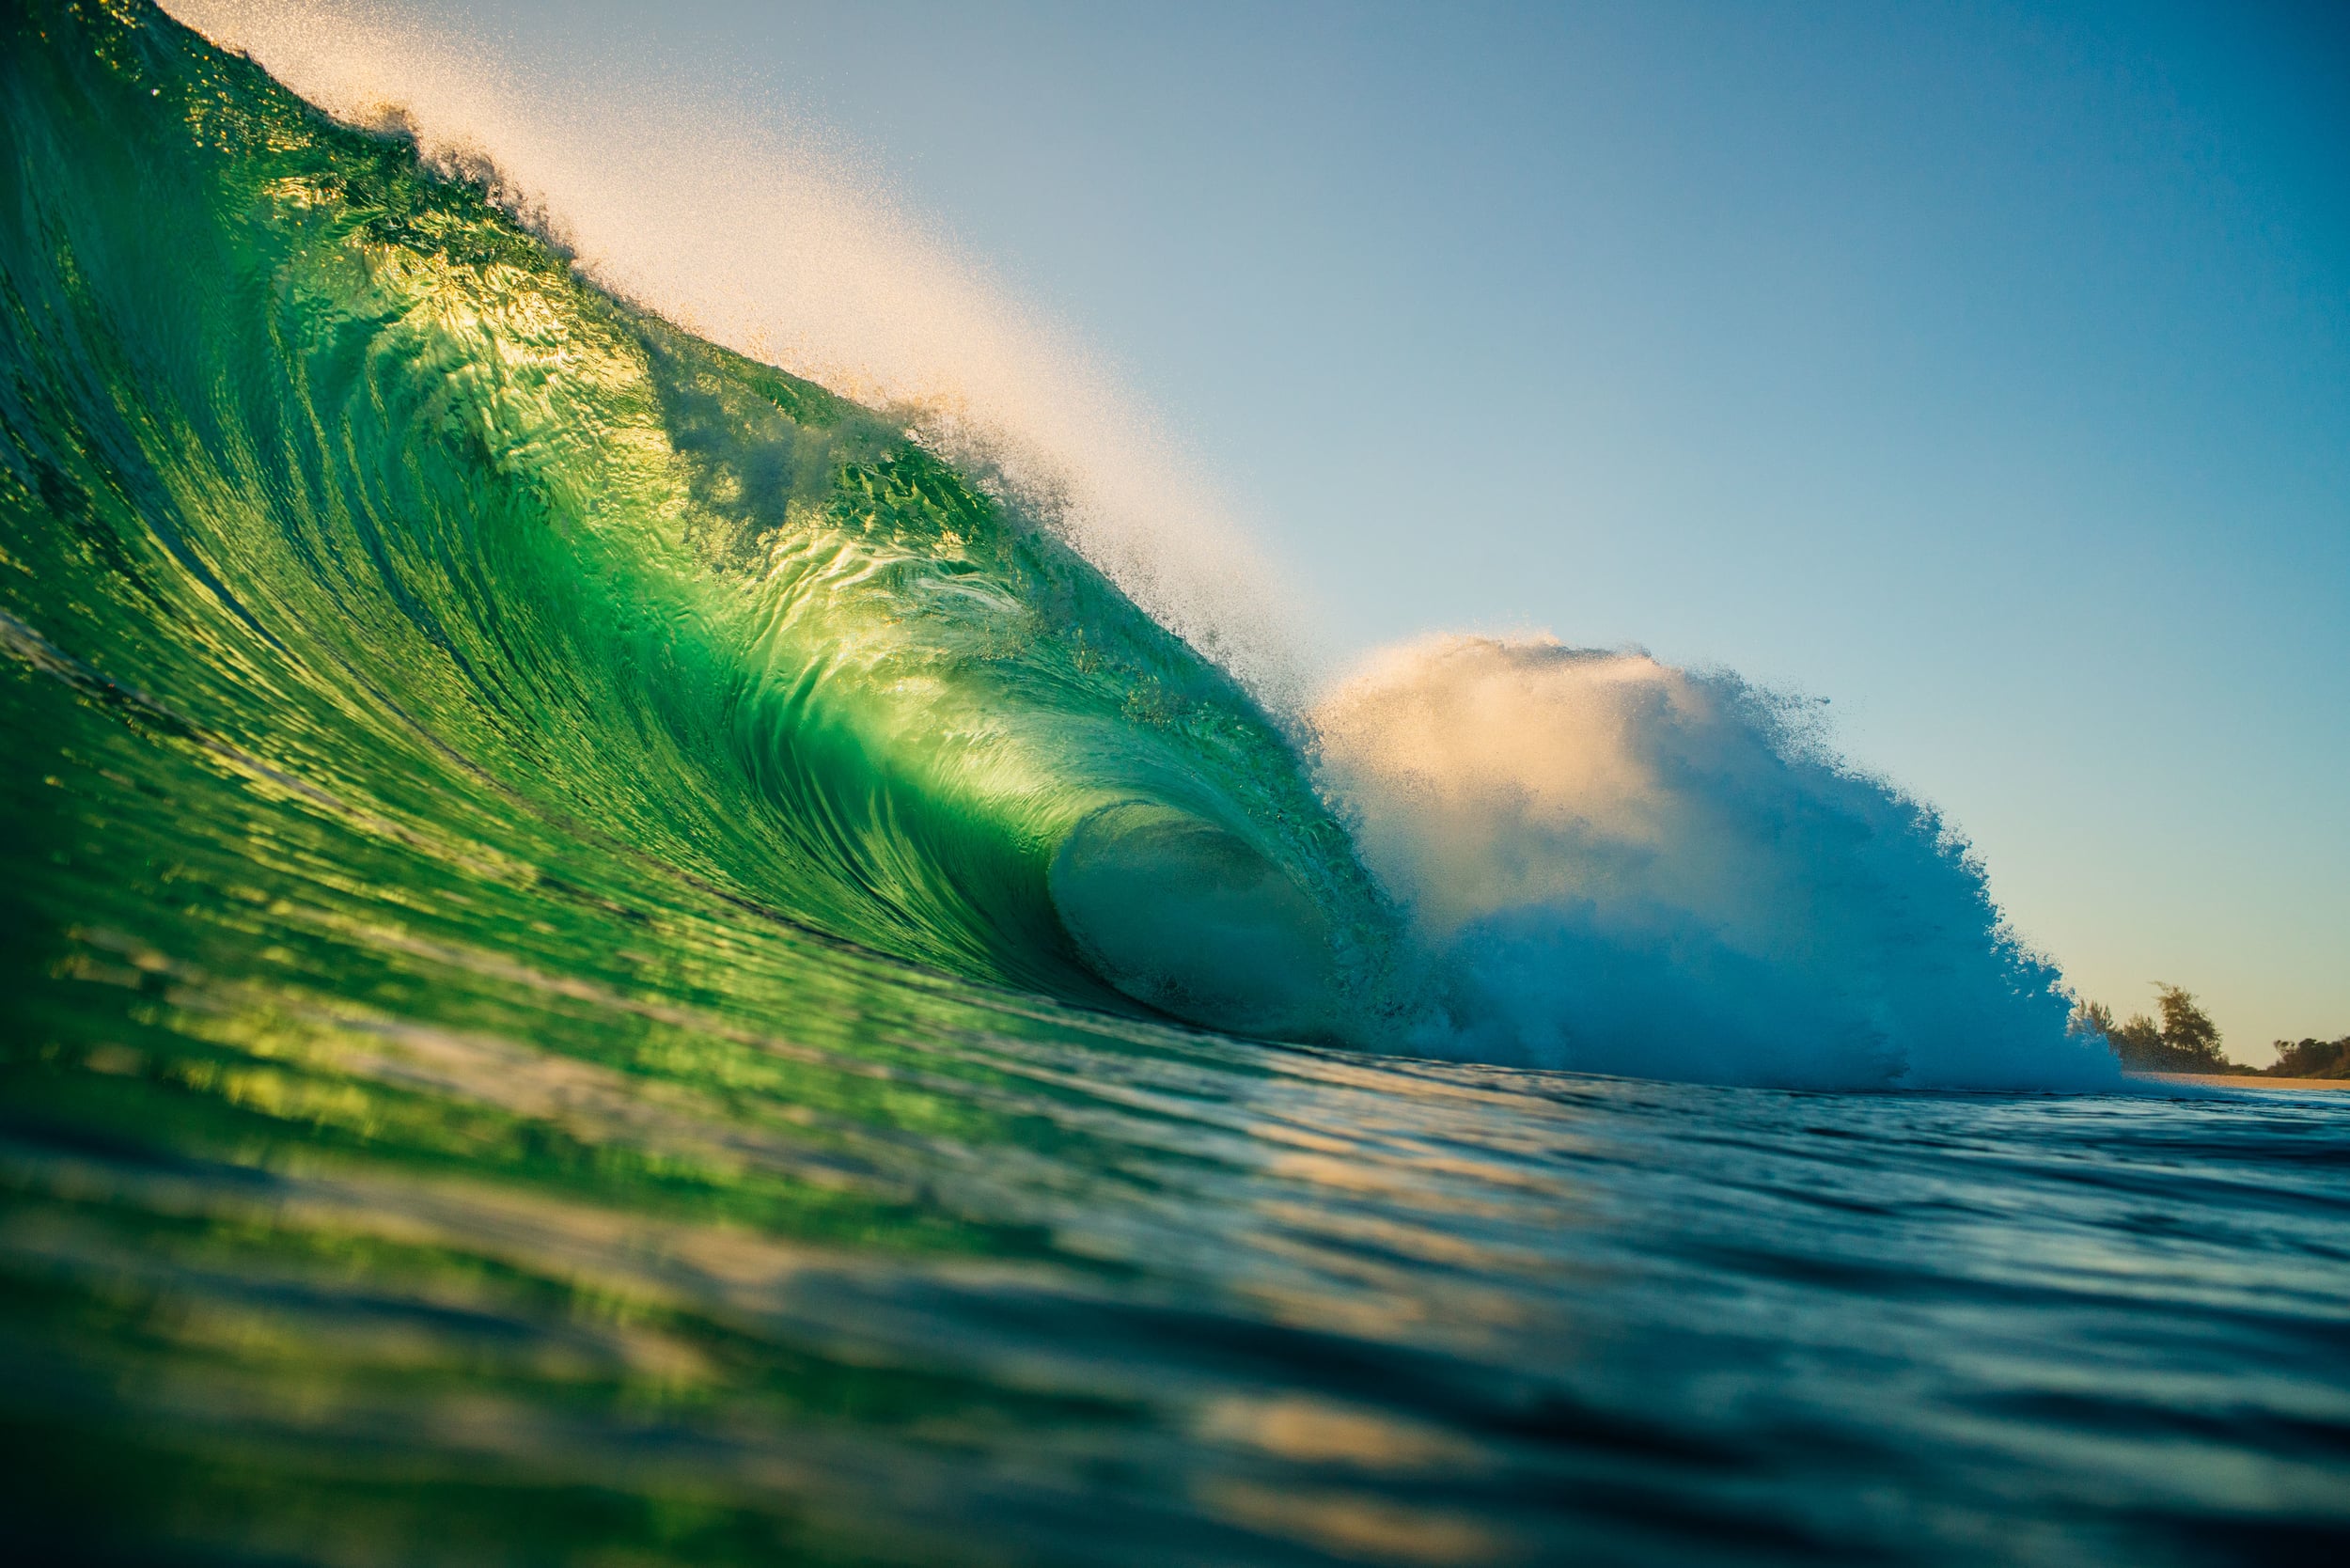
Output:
(6, 0), (2105, 1089)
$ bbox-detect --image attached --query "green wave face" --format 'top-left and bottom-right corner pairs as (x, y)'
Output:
(0, 0), (1402, 1042)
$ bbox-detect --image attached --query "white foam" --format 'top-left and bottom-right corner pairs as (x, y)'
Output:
(1314, 636), (2122, 1090)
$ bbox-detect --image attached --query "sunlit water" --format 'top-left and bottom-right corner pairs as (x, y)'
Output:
(10, 839), (2347, 1565)
(4, 7), (2346, 1565)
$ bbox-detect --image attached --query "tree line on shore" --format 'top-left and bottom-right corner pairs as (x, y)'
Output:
(2068, 985), (2350, 1077)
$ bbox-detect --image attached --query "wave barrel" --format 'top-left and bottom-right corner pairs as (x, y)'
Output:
(1050, 804), (1342, 1041)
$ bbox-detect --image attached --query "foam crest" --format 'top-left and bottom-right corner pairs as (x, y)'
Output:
(1315, 637), (2121, 1090)
(160, 0), (1302, 698)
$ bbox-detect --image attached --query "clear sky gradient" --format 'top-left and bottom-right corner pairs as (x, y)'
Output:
(387, 0), (2346, 1060)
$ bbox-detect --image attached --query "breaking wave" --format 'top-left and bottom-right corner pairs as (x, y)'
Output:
(4, 0), (2113, 1090)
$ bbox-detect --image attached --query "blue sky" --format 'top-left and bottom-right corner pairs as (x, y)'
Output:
(393, 0), (2347, 1058)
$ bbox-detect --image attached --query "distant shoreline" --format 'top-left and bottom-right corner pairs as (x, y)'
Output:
(2129, 1073), (2350, 1091)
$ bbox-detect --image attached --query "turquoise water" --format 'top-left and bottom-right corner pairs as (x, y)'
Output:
(3, 4), (2346, 1563)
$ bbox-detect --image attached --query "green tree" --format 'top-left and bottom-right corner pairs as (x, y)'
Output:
(2107, 1011), (2166, 1063)
(2269, 1036), (2350, 1078)
(2074, 983), (2248, 1073)
(2155, 984), (2225, 1066)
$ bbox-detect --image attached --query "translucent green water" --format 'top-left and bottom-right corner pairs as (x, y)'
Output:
(4, 5), (2346, 1564)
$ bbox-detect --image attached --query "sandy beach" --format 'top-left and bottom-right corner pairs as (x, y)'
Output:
(2134, 1073), (2350, 1090)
